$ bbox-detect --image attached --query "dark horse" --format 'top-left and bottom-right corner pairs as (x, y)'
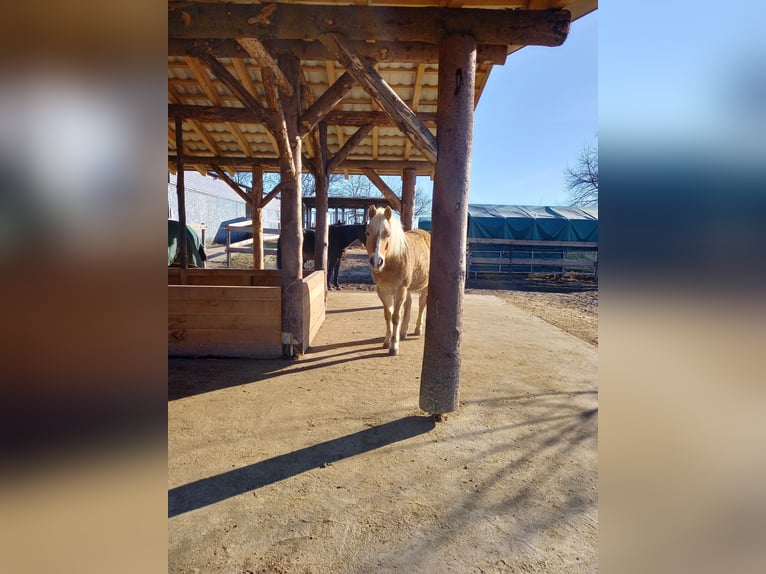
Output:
(277, 224), (367, 289)
(168, 220), (206, 268)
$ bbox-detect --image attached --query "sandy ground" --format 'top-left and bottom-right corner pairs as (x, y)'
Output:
(170, 247), (598, 573)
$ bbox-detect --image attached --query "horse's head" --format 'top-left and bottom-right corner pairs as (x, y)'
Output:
(366, 205), (400, 273)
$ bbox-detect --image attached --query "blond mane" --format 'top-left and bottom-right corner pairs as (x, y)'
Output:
(368, 207), (406, 259)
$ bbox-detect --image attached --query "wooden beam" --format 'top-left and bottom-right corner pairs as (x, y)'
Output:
(174, 116), (188, 269)
(405, 63), (427, 161)
(262, 181), (285, 206)
(192, 49), (272, 126)
(236, 37), (293, 97)
(252, 165), (264, 270)
(169, 155), (433, 174)
(183, 57), (249, 156)
(169, 4), (571, 47)
(299, 71), (355, 137)
(169, 38), (508, 65)
(362, 168), (402, 213)
(401, 167), (417, 231)
(327, 124), (373, 174)
(168, 104), (438, 128)
(277, 52), (304, 357)
(209, 166), (252, 205)
(314, 121), (330, 277)
(319, 33), (437, 163)
(262, 66), (296, 179)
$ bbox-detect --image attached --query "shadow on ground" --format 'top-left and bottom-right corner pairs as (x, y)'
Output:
(169, 415), (435, 517)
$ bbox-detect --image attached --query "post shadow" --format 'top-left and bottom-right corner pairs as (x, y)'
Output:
(169, 415), (435, 517)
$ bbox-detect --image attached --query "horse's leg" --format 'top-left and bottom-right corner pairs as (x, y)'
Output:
(378, 288), (394, 349)
(414, 290), (427, 336)
(389, 287), (408, 356)
(332, 256), (342, 290)
(400, 291), (413, 340)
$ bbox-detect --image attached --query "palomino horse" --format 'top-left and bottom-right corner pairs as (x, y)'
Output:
(365, 205), (431, 356)
(277, 224), (367, 289)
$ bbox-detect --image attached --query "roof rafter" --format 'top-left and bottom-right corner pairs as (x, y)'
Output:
(319, 32), (437, 163)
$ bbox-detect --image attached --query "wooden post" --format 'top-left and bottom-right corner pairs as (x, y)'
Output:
(420, 34), (476, 416)
(174, 116), (188, 269)
(277, 53), (303, 358)
(401, 167), (417, 231)
(252, 165), (264, 269)
(314, 121), (330, 281)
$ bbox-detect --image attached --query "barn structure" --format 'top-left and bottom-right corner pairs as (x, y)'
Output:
(168, 0), (597, 415)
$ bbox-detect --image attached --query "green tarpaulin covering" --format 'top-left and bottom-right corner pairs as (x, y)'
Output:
(418, 204), (598, 242)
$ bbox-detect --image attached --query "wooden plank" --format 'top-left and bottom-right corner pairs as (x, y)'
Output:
(302, 271), (327, 350)
(169, 298), (281, 316)
(319, 32), (437, 164)
(169, 4), (571, 47)
(168, 327), (282, 359)
(169, 311), (281, 331)
(169, 268), (282, 286)
(169, 38), (509, 65)
(169, 285), (281, 302)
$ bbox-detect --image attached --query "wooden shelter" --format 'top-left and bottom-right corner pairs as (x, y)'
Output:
(168, 0), (597, 414)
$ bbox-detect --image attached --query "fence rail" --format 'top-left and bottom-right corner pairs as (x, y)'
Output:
(467, 238), (598, 279)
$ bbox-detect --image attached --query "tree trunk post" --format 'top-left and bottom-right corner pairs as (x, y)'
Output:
(174, 116), (188, 269)
(278, 53), (303, 358)
(419, 34), (476, 415)
(252, 165), (264, 269)
(401, 166), (417, 231)
(314, 122), (330, 285)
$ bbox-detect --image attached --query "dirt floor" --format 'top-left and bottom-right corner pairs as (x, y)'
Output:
(168, 246), (598, 573)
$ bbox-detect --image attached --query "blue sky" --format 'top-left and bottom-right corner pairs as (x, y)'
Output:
(447, 10), (597, 207)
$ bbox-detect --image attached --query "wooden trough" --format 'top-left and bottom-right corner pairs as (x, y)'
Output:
(168, 268), (326, 358)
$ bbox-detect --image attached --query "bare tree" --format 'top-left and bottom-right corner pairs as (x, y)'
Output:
(565, 142), (598, 207)
(334, 174), (376, 197)
(231, 171), (252, 188)
(413, 186), (432, 219)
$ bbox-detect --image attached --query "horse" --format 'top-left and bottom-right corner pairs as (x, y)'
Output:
(327, 223), (367, 290)
(277, 224), (367, 289)
(365, 205), (431, 356)
(168, 220), (206, 268)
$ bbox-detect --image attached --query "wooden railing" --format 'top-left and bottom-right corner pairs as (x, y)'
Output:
(224, 220), (281, 267)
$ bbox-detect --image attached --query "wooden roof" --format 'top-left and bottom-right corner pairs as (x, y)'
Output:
(168, 1), (597, 177)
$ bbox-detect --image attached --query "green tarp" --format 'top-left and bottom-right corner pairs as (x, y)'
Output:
(419, 204), (598, 242)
